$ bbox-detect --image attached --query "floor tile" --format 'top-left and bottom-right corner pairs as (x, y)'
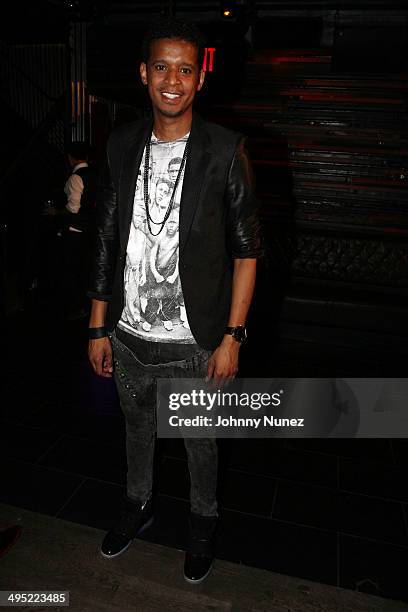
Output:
(57, 478), (125, 530)
(61, 413), (126, 446)
(218, 469), (276, 516)
(339, 493), (407, 546)
(3, 376), (52, 423)
(273, 480), (408, 545)
(22, 402), (69, 431)
(273, 481), (338, 531)
(287, 439), (393, 462)
(225, 439), (337, 487)
(340, 533), (408, 603)
(216, 509), (338, 585)
(0, 423), (61, 463)
(38, 435), (127, 484)
(1, 459), (83, 515)
(340, 455), (408, 502)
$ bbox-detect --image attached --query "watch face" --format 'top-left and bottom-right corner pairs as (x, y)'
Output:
(234, 327), (247, 343)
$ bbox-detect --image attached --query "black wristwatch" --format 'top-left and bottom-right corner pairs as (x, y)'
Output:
(225, 326), (247, 344)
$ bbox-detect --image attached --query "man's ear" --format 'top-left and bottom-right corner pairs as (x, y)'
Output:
(197, 69), (205, 92)
(140, 62), (147, 85)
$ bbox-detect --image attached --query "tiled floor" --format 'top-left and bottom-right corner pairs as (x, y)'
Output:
(2, 307), (408, 604)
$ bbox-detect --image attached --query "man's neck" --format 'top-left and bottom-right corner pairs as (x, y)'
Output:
(152, 112), (192, 142)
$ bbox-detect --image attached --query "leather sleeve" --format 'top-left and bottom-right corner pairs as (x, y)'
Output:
(225, 138), (264, 259)
(87, 148), (119, 301)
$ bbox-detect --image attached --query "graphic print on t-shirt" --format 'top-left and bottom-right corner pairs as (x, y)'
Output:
(118, 132), (195, 343)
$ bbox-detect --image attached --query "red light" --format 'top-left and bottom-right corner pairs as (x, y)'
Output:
(202, 48), (216, 72)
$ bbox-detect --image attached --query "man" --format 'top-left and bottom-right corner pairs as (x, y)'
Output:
(151, 177), (172, 222)
(122, 199), (147, 327)
(64, 142), (95, 232)
(45, 142), (97, 318)
(87, 18), (262, 584)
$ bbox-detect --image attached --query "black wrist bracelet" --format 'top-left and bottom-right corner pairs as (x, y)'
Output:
(89, 326), (107, 340)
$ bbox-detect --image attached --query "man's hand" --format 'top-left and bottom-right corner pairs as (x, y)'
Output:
(88, 337), (113, 378)
(206, 336), (240, 384)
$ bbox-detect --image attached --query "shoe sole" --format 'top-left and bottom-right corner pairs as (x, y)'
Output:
(183, 562), (213, 585)
(100, 516), (154, 559)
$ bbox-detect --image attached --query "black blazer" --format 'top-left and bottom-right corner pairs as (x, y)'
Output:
(88, 112), (262, 350)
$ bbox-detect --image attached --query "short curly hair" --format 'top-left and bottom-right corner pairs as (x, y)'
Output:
(141, 17), (206, 69)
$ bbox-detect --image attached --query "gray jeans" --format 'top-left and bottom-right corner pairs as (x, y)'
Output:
(110, 330), (218, 517)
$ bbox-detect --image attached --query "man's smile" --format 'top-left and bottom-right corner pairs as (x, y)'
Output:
(161, 91), (183, 101)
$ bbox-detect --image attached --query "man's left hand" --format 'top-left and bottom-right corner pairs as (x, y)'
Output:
(206, 336), (240, 384)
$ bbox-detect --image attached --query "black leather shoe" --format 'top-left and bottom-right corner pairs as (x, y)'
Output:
(101, 496), (154, 558)
(184, 512), (217, 584)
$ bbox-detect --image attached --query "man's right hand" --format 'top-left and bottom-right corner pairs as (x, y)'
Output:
(88, 337), (114, 378)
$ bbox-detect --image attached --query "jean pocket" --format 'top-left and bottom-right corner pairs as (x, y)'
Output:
(114, 356), (156, 404)
(110, 330), (151, 369)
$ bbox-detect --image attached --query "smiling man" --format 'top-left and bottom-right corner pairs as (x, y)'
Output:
(87, 18), (262, 584)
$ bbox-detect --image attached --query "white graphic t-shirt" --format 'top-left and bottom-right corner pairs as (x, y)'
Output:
(117, 132), (195, 343)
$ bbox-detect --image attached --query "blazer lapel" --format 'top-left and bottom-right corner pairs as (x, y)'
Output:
(119, 118), (153, 251)
(179, 113), (211, 256)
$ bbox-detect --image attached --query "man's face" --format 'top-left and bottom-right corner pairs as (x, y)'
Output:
(155, 181), (170, 205)
(140, 38), (205, 120)
(168, 161), (181, 182)
(167, 219), (178, 236)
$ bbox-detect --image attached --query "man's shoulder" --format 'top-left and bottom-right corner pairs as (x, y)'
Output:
(201, 118), (243, 149)
(107, 118), (150, 150)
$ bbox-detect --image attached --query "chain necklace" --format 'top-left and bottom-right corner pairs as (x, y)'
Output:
(143, 134), (189, 236)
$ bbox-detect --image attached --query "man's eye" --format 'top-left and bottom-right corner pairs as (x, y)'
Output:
(155, 64), (166, 71)
(181, 67), (192, 74)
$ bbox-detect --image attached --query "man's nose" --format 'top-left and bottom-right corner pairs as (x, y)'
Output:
(164, 67), (180, 85)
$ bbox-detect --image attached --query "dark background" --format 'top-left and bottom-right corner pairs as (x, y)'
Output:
(1, 0), (408, 605)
